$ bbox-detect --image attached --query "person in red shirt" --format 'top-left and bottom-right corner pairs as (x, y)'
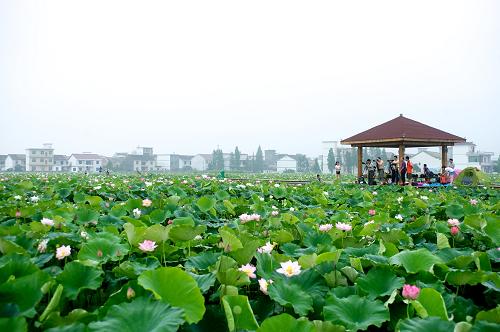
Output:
(405, 156), (413, 184)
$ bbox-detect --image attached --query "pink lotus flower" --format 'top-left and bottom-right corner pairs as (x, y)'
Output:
(238, 264), (256, 279)
(271, 210), (279, 216)
(447, 219), (460, 227)
(319, 224), (333, 232)
(142, 199), (152, 207)
(450, 226), (460, 236)
(470, 199), (478, 205)
(138, 240), (157, 252)
(335, 222), (352, 231)
(15, 210), (21, 218)
(402, 284), (420, 300)
(368, 209), (376, 216)
(56, 245), (72, 260)
(239, 213), (261, 223)
(41, 217), (54, 227)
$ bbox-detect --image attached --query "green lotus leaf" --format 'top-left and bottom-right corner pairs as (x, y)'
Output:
(257, 313), (315, 332)
(446, 204), (464, 219)
(88, 297), (184, 332)
(171, 216), (194, 226)
(85, 195), (103, 207)
(446, 270), (491, 286)
(0, 317), (27, 332)
(268, 279), (314, 316)
(0, 270), (50, 317)
(0, 254), (38, 284)
(436, 233), (450, 249)
(138, 267), (205, 324)
(416, 288), (448, 320)
(56, 262), (103, 300)
(76, 207), (100, 223)
(45, 322), (86, 332)
(229, 238), (260, 265)
(78, 232), (129, 263)
(185, 251), (221, 271)
(470, 320), (500, 332)
(323, 294), (389, 331)
(312, 320), (346, 332)
(356, 267), (404, 298)
(169, 224), (206, 242)
(219, 227), (243, 252)
(112, 257), (161, 279)
(216, 268), (250, 287)
(222, 295), (259, 332)
(483, 215), (500, 246)
(476, 306), (500, 324)
(396, 317), (455, 332)
(196, 196), (216, 213)
(389, 249), (443, 273)
(189, 272), (216, 293)
(149, 209), (168, 224)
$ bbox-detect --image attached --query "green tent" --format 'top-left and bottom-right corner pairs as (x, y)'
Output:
(454, 167), (490, 186)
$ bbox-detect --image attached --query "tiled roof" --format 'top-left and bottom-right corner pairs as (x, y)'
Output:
(342, 115), (466, 144)
(70, 154), (102, 160)
(8, 154), (26, 160)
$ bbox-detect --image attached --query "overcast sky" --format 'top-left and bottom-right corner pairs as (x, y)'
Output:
(1, 0), (499, 158)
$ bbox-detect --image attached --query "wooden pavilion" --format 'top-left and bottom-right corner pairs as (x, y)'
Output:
(340, 114), (466, 178)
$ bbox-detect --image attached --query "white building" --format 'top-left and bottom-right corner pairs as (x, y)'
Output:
(68, 154), (104, 173)
(156, 154), (171, 171)
(0, 155), (6, 171)
(25, 143), (54, 172)
(5, 154), (26, 171)
(53, 155), (70, 172)
(191, 154), (212, 171)
(450, 142), (494, 173)
(410, 150), (441, 173)
(276, 155), (297, 173)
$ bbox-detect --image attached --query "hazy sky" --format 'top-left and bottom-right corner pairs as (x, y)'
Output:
(1, 0), (499, 158)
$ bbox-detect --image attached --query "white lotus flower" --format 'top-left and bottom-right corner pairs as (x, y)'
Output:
(276, 260), (301, 277)
(56, 245), (71, 260)
(395, 214), (403, 221)
(194, 235), (203, 240)
(80, 231), (89, 240)
(133, 208), (142, 218)
(319, 224), (333, 232)
(258, 278), (273, 295)
(289, 207), (295, 212)
(397, 197), (403, 203)
(142, 199), (152, 207)
(41, 217), (54, 227)
(420, 196), (428, 200)
(145, 181), (152, 187)
(14, 195), (22, 200)
(31, 196), (39, 203)
(238, 264), (256, 279)
(257, 242), (275, 254)
(271, 210), (279, 216)
(335, 222), (352, 231)
(38, 239), (48, 253)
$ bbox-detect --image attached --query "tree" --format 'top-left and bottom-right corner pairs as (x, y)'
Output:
(254, 146), (264, 173)
(209, 149), (224, 170)
(234, 146), (241, 171)
(295, 154), (309, 172)
(327, 148), (335, 173)
(312, 158), (321, 173)
(495, 156), (500, 173)
(229, 152), (236, 170)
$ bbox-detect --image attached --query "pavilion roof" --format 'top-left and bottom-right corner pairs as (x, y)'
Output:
(340, 114), (466, 147)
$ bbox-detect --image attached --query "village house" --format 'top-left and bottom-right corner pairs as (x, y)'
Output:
(68, 153), (104, 173)
(25, 143), (54, 172)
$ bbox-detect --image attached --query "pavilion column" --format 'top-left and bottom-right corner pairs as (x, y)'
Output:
(441, 146), (448, 170)
(357, 146), (363, 179)
(398, 145), (405, 167)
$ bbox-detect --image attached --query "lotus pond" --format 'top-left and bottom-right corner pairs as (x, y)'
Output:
(0, 174), (498, 332)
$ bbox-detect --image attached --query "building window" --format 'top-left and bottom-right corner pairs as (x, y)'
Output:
(96, 161), (99, 164)
(79, 161), (83, 164)
(86, 160), (92, 165)
(32, 159), (36, 162)
(73, 167), (76, 171)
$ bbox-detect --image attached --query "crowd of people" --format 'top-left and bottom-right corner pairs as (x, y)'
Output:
(326, 156), (457, 186)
